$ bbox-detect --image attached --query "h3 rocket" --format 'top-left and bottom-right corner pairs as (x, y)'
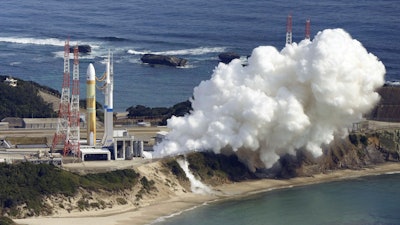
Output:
(86, 63), (96, 146)
(102, 51), (114, 146)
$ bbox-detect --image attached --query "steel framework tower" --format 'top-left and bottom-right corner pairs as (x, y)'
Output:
(286, 14), (293, 45)
(68, 45), (80, 156)
(52, 40), (71, 154)
(305, 19), (311, 40)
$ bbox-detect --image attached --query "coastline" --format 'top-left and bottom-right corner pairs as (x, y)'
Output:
(15, 162), (400, 225)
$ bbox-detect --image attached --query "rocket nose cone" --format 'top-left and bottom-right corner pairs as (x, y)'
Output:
(86, 63), (96, 81)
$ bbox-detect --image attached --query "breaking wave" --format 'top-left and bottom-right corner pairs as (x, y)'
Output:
(127, 46), (227, 56)
(0, 36), (65, 46)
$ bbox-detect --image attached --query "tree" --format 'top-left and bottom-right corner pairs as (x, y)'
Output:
(0, 77), (55, 120)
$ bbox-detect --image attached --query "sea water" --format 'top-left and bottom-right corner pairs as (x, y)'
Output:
(154, 173), (400, 225)
(0, 0), (399, 111)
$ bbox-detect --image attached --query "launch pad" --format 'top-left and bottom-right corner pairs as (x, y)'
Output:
(51, 41), (138, 162)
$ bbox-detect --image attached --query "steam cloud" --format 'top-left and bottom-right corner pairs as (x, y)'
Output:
(154, 28), (385, 169)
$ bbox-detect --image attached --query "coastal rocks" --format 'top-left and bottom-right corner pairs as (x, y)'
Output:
(373, 130), (400, 161)
(139, 52), (241, 67)
(218, 52), (240, 64)
(140, 54), (188, 67)
(69, 45), (91, 54)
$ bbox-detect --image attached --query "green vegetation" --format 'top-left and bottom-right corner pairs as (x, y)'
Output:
(349, 133), (368, 146)
(360, 135), (368, 146)
(0, 76), (56, 120)
(164, 152), (256, 186)
(187, 152), (256, 184)
(26, 79), (61, 97)
(0, 163), (79, 216)
(0, 216), (16, 225)
(135, 176), (157, 201)
(77, 198), (90, 211)
(126, 100), (192, 125)
(163, 158), (188, 182)
(139, 176), (156, 192)
(0, 75), (107, 121)
(81, 169), (140, 192)
(0, 163), (141, 217)
(116, 197), (128, 205)
(349, 133), (359, 145)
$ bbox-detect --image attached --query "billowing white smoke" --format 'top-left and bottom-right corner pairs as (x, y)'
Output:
(176, 157), (214, 194)
(154, 28), (385, 169)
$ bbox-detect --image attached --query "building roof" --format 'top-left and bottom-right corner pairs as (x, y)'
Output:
(80, 146), (111, 155)
(23, 118), (58, 124)
(1, 117), (23, 128)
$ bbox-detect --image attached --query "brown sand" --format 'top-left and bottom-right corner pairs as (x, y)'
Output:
(15, 162), (400, 225)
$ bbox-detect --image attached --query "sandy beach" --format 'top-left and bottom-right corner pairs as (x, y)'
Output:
(15, 162), (400, 225)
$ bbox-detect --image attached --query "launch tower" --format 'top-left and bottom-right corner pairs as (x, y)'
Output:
(51, 40), (71, 155)
(286, 14), (293, 45)
(69, 45), (80, 156)
(52, 41), (81, 157)
(305, 19), (311, 40)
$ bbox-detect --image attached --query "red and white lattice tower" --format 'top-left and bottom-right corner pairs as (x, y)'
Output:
(52, 40), (71, 154)
(68, 45), (80, 156)
(286, 14), (293, 45)
(305, 19), (311, 40)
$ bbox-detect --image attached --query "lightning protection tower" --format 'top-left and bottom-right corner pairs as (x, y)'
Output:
(67, 45), (81, 156)
(52, 40), (71, 154)
(305, 19), (311, 40)
(286, 14), (293, 45)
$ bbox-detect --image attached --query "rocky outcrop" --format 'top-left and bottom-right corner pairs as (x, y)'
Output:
(218, 52), (240, 64)
(140, 54), (188, 67)
(373, 129), (400, 161)
(69, 45), (91, 54)
(271, 129), (400, 178)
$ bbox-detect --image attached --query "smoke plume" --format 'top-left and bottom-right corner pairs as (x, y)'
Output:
(176, 157), (214, 194)
(154, 28), (385, 169)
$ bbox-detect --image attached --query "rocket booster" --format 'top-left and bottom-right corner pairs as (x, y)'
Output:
(86, 63), (96, 146)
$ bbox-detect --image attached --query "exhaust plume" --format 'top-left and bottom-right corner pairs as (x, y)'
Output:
(154, 28), (385, 169)
(176, 157), (214, 194)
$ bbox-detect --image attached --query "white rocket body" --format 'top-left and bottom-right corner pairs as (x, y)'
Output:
(102, 52), (114, 146)
(86, 63), (96, 146)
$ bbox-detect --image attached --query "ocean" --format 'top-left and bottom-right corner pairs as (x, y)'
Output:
(0, 0), (399, 112)
(154, 173), (400, 225)
(1, 1), (400, 224)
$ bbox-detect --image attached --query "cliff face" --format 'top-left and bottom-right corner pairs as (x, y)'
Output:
(273, 129), (400, 178)
(160, 127), (400, 182)
(373, 129), (400, 161)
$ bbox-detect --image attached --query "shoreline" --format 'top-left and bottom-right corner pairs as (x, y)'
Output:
(15, 162), (400, 225)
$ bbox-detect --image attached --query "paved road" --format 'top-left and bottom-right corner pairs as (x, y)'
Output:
(0, 126), (169, 142)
